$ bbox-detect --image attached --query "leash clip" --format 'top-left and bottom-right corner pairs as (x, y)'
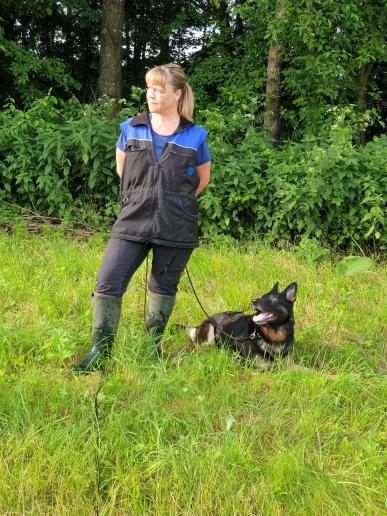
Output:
(250, 330), (256, 340)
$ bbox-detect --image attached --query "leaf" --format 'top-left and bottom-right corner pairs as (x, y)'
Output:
(336, 256), (373, 276)
(88, 171), (97, 190)
(225, 415), (235, 431)
(93, 157), (100, 171)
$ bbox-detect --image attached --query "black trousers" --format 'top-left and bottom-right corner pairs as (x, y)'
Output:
(95, 238), (193, 297)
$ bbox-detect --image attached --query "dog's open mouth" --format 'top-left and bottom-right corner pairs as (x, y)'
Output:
(252, 312), (276, 324)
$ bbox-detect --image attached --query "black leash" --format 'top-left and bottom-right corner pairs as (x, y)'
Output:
(93, 380), (103, 515)
(184, 266), (257, 343)
(184, 266), (213, 321)
(141, 254), (255, 344)
(144, 252), (149, 331)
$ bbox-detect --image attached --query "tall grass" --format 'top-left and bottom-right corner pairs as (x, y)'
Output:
(0, 226), (386, 514)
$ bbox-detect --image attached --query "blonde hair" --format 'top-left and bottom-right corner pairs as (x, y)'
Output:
(145, 63), (194, 121)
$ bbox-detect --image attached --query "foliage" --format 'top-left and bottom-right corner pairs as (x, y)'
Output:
(0, 94), (385, 251)
(0, 93), (143, 218)
(1, 1), (385, 142)
(188, 0), (386, 141)
(336, 256), (374, 275)
(294, 236), (331, 265)
(199, 110), (386, 251)
(0, 0), (99, 104)
(280, 0), (386, 137)
(0, 29), (80, 105)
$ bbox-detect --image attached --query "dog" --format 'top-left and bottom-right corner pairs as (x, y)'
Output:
(187, 282), (298, 369)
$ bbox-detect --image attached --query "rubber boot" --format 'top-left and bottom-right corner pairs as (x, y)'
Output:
(71, 292), (122, 374)
(145, 291), (176, 355)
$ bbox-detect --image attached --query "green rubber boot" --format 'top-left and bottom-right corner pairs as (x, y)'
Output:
(71, 292), (122, 374)
(145, 291), (176, 355)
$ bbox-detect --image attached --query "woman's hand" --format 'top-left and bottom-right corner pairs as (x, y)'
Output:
(195, 161), (211, 197)
(116, 148), (126, 178)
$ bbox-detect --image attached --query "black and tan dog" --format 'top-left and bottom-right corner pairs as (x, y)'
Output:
(187, 282), (299, 369)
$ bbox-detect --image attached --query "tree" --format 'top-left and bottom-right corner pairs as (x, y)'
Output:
(97, 0), (125, 101)
(264, 0), (286, 146)
(0, 0), (385, 144)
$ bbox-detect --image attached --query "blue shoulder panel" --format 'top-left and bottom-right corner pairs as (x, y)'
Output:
(127, 123), (152, 142)
(168, 125), (208, 152)
(122, 117), (207, 150)
(119, 118), (132, 135)
(120, 118), (152, 143)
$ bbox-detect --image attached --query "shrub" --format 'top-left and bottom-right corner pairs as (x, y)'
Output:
(0, 96), (385, 252)
(200, 123), (386, 251)
(0, 94), (139, 217)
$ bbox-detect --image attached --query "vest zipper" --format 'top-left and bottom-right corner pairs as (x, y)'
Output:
(148, 164), (158, 239)
(147, 116), (186, 240)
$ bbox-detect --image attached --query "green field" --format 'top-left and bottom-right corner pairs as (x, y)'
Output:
(0, 226), (386, 514)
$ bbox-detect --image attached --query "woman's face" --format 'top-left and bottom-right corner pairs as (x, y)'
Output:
(146, 80), (182, 115)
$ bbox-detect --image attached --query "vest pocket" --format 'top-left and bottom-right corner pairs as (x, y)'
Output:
(111, 190), (153, 238)
(152, 193), (198, 245)
(178, 196), (198, 218)
(125, 139), (148, 152)
(169, 147), (196, 169)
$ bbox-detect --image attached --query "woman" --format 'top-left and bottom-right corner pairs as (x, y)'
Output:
(72, 63), (211, 373)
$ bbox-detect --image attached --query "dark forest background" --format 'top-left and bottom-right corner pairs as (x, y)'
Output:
(0, 1), (386, 251)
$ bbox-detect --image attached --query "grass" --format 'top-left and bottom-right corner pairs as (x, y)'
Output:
(0, 224), (386, 514)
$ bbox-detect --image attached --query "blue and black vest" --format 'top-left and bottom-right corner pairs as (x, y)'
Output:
(110, 112), (208, 248)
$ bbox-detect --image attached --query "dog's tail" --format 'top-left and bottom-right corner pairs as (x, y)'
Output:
(187, 320), (215, 345)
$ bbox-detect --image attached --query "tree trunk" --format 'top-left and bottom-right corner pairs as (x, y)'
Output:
(264, 0), (285, 147)
(156, 0), (173, 64)
(97, 0), (125, 102)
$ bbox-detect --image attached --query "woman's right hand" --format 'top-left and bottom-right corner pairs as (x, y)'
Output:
(116, 147), (126, 178)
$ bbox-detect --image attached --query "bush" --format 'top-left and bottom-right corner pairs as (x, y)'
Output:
(0, 96), (385, 252)
(0, 94), (139, 218)
(200, 121), (386, 251)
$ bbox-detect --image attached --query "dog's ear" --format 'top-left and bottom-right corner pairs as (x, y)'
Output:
(283, 282), (297, 302)
(270, 282), (279, 294)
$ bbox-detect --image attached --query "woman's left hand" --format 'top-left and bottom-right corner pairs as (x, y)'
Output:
(195, 161), (211, 197)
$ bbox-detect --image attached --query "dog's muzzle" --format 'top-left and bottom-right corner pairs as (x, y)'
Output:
(252, 312), (276, 325)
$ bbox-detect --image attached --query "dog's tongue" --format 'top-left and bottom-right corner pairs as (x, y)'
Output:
(253, 312), (273, 324)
